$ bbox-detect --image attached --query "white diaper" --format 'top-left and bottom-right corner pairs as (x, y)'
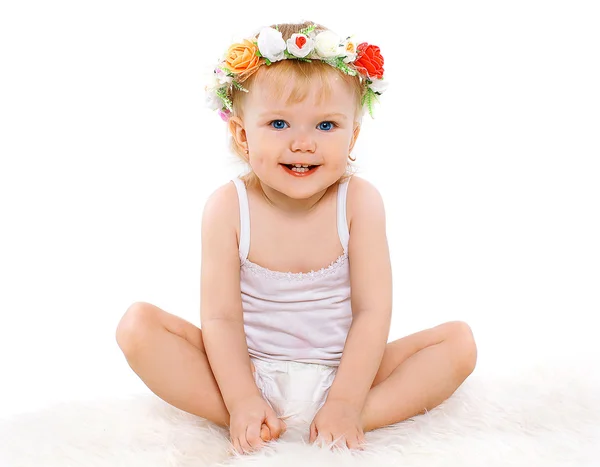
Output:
(250, 357), (337, 425)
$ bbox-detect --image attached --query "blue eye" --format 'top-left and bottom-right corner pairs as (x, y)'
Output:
(319, 121), (335, 131)
(270, 120), (288, 130)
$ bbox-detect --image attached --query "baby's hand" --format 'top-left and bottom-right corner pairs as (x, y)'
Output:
(228, 394), (286, 454)
(309, 400), (365, 450)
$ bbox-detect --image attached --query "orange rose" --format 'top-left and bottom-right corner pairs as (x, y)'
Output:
(353, 43), (384, 79)
(223, 39), (263, 82)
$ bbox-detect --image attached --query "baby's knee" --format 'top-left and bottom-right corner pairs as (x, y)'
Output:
(115, 302), (158, 353)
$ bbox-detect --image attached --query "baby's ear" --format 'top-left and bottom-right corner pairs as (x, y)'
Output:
(228, 116), (248, 154)
(349, 124), (361, 152)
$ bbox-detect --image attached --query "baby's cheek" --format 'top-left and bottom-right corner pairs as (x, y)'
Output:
(250, 155), (268, 170)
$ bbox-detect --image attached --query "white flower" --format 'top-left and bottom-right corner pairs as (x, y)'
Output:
(205, 88), (223, 110)
(204, 70), (231, 111)
(205, 69), (231, 92)
(341, 36), (359, 63)
(257, 27), (286, 62)
(314, 30), (343, 58)
(368, 77), (388, 94)
(214, 67), (233, 85)
(286, 33), (314, 58)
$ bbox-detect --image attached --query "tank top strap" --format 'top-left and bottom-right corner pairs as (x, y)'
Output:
(337, 176), (352, 255)
(231, 178), (250, 263)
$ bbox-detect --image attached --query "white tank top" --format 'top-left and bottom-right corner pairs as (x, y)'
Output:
(231, 177), (353, 367)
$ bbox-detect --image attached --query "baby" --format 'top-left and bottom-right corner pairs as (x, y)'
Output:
(116, 20), (477, 455)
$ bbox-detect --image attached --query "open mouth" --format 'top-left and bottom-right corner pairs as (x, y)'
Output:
(281, 164), (319, 174)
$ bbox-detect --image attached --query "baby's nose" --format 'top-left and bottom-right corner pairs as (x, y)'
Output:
(290, 134), (316, 153)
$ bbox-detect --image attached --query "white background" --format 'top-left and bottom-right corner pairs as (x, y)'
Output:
(1, 1), (598, 418)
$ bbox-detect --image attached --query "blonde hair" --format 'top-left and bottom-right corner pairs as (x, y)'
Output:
(227, 21), (365, 189)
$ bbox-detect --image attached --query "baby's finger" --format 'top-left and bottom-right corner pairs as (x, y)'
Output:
(260, 423), (271, 442)
(238, 431), (253, 454)
(346, 435), (361, 450)
(317, 431), (334, 448)
(358, 432), (366, 449)
(231, 438), (242, 455)
(332, 435), (346, 450)
(245, 423), (263, 451)
(309, 422), (318, 443)
(264, 413), (283, 439)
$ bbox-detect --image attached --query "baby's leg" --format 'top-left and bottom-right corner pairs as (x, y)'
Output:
(116, 301), (229, 427)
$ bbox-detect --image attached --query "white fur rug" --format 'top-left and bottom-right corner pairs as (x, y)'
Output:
(1, 360), (599, 467)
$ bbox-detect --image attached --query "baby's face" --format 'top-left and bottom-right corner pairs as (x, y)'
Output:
(238, 73), (359, 200)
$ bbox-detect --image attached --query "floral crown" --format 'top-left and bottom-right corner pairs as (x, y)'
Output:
(205, 24), (387, 121)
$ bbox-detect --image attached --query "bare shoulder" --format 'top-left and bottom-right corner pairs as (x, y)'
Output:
(346, 175), (392, 317)
(346, 175), (386, 231)
(202, 180), (240, 230)
(200, 180), (243, 322)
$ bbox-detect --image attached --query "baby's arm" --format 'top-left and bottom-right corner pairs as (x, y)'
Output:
(199, 183), (285, 451)
(200, 185), (261, 413)
(327, 178), (392, 409)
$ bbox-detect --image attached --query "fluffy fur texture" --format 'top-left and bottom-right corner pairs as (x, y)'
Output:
(1, 359), (599, 467)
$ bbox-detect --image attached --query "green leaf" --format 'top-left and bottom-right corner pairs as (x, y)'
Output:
(361, 87), (379, 118)
(334, 58), (357, 76)
(232, 80), (248, 92)
(216, 87), (233, 111)
(299, 24), (316, 36)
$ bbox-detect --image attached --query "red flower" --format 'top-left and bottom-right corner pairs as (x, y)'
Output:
(353, 43), (384, 79)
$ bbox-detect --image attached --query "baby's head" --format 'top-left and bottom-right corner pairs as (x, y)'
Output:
(206, 21), (387, 191)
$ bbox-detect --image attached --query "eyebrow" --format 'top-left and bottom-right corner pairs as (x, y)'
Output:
(258, 111), (348, 121)
(323, 113), (349, 121)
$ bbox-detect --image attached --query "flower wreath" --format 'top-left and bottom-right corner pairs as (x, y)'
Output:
(205, 24), (387, 121)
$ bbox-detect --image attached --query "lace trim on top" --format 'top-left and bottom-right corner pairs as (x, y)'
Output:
(242, 252), (348, 281)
